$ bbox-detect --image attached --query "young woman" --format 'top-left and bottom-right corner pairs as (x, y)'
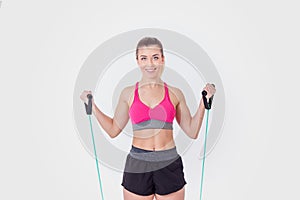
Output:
(80, 37), (216, 200)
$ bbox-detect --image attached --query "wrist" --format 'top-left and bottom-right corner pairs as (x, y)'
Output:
(91, 101), (96, 111)
(200, 98), (205, 108)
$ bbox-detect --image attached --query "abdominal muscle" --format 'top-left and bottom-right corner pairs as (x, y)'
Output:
(132, 128), (175, 151)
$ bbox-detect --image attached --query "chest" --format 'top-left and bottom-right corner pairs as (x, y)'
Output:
(129, 87), (178, 109)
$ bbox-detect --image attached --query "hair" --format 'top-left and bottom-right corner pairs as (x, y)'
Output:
(136, 37), (164, 59)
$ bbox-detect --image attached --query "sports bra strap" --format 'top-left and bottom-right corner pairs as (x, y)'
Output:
(134, 81), (139, 97)
(164, 82), (171, 101)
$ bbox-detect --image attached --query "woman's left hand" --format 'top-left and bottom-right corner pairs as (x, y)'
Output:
(203, 83), (216, 99)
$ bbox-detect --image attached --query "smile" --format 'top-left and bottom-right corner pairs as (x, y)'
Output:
(145, 68), (157, 72)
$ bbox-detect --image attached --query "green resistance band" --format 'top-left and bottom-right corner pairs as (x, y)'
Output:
(199, 85), (215, 200)
(83, 84), (215, 200)
(84, 94), (105, 200)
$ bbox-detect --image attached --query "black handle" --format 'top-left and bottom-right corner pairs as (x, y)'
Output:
(84, 94), (93, 115)
(202, 84), (215, 110)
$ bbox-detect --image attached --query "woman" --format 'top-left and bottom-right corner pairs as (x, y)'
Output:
(80, 37), (216, 200)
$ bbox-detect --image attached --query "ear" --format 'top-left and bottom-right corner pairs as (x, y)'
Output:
(136, 57), (142, 67)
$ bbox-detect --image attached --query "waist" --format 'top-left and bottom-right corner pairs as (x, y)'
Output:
(129, 145), (179, 162)
(132, 119), (173, 131)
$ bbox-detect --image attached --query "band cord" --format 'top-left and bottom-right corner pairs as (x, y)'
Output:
(88, 115), (105, 200)
(199, 109), (210, 200)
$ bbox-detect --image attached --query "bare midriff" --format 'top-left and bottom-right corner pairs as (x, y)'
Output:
(132, 129), (175, 151)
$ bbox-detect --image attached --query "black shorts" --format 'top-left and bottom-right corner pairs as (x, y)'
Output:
(121, 146), (187, 196)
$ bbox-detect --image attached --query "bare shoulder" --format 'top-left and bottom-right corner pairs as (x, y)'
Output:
(166, 83), (185, 106)
(120, 84), (136, 105)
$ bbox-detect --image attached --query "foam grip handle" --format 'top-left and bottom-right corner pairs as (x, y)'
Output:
(202, 84), (215, 110)
(84, 94), (93, 115)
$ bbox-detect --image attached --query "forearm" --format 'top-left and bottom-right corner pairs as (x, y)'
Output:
(92, 102), (119, 138)
(188, 98), (206, 139)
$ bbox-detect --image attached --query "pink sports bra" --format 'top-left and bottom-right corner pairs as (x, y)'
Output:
(129, 81), (176, 131)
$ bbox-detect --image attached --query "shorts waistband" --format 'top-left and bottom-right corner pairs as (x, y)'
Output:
(129, 145), (179, 162)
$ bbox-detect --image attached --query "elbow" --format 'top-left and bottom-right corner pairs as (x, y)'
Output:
(190, 135), (198, 140)
(189, 131), (199, 140)
(109, 131), (118, 139)
(183, 126), (198, 139)
(109, 134), (117, 139)
(109, 133), (118, 139)
(108, 127), (121, 139)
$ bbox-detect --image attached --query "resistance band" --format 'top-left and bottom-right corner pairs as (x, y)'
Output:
(199, 84), (215, 200)
(83, 85), (214, 200)
(84, 94), (105, 200)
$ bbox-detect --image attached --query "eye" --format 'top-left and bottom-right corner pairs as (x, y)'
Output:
(153, 56), (159, 60)
(141, 57), (146, 60)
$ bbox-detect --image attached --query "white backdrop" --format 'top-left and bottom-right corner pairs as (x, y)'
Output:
(0, 0), (299, 199)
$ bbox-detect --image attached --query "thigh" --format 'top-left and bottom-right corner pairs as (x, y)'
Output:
(123, 188), (154, 200)
(153, 156), (187, 195)
(155, 187), (185, 200)
(122, 154), (155, 196)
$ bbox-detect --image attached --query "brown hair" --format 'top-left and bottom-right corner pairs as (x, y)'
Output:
(136, 37), (164, 59)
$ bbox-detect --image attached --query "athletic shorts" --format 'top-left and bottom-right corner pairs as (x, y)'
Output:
(121, 145), (187, 196)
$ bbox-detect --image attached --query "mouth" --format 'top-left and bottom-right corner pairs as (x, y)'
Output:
(145, 68), (157, 73)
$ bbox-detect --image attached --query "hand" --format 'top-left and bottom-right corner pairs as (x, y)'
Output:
(80, 90), (94, 105)
(203, 83), (216, 99)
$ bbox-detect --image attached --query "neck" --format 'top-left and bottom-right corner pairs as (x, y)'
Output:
(139, 78), (164, 88)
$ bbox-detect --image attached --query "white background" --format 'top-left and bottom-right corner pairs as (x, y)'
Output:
(0, 0), (299, 199)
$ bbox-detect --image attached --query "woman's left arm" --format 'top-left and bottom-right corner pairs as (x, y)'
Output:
(175, 84), (216, 139)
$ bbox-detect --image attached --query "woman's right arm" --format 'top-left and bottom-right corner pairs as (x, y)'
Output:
(80, 87), (130, 138)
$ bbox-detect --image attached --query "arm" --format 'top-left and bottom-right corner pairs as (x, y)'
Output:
(176, 83), (216, 139)
(175, 88), (206, 139)
(91, 87), (130, 138)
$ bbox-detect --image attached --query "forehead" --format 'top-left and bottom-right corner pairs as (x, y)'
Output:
(137, 45), (162, 56)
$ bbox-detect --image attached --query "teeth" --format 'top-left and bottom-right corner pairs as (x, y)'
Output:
(146, 68), (156, 72)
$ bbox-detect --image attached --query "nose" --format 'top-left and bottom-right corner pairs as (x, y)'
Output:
(147, 58), (153, 66)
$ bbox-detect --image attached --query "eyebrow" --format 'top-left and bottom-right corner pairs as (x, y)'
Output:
(140, 54), (160, 57)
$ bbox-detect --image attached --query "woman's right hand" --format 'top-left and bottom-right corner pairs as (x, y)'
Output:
(80, 90), (93, 105)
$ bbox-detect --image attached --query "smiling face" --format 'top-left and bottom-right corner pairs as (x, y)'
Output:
(136, 45), (165, 79)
